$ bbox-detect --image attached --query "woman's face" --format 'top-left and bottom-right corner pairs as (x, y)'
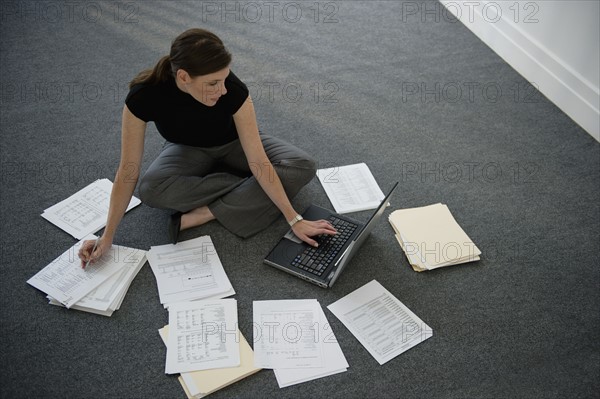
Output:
(176, 67), (230, 107)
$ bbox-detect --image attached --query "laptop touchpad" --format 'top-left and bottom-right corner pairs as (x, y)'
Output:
(283, 229), (303, 244)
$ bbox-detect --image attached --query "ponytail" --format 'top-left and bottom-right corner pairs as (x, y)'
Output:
(129, 55), (172, 88)
(129, 29), (232, 89)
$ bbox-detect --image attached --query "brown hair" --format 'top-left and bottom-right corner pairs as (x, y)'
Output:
(129, 28), (232, 88)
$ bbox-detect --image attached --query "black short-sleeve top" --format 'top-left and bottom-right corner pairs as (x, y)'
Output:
(125, 71), (249, 147)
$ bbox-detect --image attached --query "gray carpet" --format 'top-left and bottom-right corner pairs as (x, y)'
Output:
(1, 1), (598, 398)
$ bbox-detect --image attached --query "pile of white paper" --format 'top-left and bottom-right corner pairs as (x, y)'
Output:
(389, 203), (482, 271)
(27, 236), (146, 317)
(146, 236), (235, 308)
(253, 299), (348, 388)
(41, 179), (141, 239)
(147, 236), (258, 397)
(328, 280), (433, 365)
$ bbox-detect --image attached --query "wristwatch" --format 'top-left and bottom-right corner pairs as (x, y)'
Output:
(288, 214), (303, 227)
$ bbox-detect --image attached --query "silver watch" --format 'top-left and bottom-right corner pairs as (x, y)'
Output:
(288, 214), (303, 227)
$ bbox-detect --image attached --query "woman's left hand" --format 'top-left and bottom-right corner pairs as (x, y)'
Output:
(291, 219), (337, 247)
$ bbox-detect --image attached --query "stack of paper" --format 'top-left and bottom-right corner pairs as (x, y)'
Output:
(317, 163), (385, 213)
(41, 179), (141, 239)
(149, 238), (255, 397)
(158, 326), (261, 399)
(389, 203), (481, 271)
(27, 236), (146, 316)
(147, 236), (235, 308)
(253, 299), (348, 387)
(328, 280), (433, 365)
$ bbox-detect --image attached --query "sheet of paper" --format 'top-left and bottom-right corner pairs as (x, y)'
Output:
(328, 280), (433, 365)
(41, 178), (141, 239)
(165, 299), (240, 374)
(163, 287), (237, 310)
(317, 163), (385, 213)
(274, 302), (348, 387)
(253, 299), (324, 369)
(27, 236), (130, 308)
(147, 236), (234, 306)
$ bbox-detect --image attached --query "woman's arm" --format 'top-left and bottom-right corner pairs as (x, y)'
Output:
(79, 105), (146, 266)
(234, 96), (336, 246)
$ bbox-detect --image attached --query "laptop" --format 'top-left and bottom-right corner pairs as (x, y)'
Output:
(264, 182), (398, 288)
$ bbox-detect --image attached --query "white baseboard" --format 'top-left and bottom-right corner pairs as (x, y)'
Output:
(440, 0), (599, 141)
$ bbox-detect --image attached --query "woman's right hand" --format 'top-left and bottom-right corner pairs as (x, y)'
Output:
(78, 236), (112, 269)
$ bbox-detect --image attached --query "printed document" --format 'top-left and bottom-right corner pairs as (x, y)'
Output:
(27, 236), (141, 308)
(253, 299), (324, 369)
(317, 163), (385, 213)
(165, 299), (240, 374)
(274, 302), (348, 387)
(41, 178), (141, 239)
(328, 280), (433, 365)
(147, 236), (234, 307)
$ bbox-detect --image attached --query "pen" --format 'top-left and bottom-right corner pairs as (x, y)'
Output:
(84, 237), (100, 269)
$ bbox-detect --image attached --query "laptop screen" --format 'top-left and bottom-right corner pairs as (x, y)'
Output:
(351, 182), (398, 249)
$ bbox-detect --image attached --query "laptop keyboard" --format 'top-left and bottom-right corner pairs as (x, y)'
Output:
(291, 216), (358, 276)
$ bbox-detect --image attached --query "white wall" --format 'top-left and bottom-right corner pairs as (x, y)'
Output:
(440, 0), (600, 141)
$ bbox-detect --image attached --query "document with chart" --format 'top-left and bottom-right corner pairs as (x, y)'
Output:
(41, 178), (141, 239)
(328, 280), (433, 365)
(147, 236), (234, 307)
(165, 299), (239, 374)
(316, 163), (385, 213)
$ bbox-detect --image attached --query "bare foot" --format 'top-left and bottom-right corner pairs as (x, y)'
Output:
(180, 206), (216, 230)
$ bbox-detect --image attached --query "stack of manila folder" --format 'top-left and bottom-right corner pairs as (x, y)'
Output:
(389, 203), (481, 272)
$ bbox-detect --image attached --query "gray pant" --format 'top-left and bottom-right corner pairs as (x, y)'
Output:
(138, 135), (316, 238)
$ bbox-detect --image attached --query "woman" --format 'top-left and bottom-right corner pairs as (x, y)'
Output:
(79, 28), (336, 266)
